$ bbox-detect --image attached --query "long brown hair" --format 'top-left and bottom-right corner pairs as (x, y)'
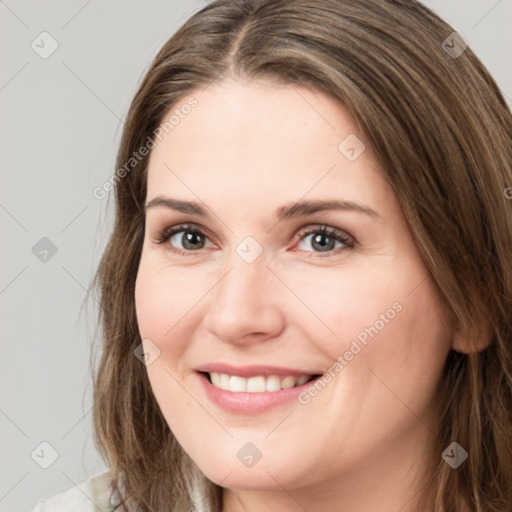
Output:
(90, 0), (512, 510)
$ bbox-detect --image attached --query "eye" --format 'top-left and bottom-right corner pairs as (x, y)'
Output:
(293, 225), (355, 256)
(153, 223), (355, 257)
(153, 223), (214, 255)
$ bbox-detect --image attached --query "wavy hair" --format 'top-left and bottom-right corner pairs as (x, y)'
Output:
(90, 0), (512, 510)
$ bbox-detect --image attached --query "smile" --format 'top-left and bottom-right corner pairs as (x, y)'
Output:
(194, 364), (323, 413)
(207, 372), (316, 392)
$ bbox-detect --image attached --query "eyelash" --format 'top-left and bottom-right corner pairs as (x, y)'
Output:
(153, 223), (356, 257)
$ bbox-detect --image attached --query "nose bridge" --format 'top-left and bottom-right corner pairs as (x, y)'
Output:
(217, 233), (269, 301)
(202, 241), (284, 342)
(216, 244), (269, 313)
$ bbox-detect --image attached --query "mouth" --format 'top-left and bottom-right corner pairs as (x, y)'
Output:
(194, 364), (323, 414)
(201, 371), (320, 393)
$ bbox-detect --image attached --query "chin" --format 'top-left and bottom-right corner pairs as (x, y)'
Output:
(189, 444), (311, 492)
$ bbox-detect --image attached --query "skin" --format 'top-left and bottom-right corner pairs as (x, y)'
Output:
(134, 78), (457, 511)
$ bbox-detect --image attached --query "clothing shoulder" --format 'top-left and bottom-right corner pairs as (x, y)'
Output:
(30, 470), (117, 512)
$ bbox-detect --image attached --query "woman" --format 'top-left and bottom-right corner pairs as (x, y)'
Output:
(31, 0), (512, 510)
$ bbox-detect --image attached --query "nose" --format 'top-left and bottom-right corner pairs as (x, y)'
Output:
(201, 249), (285, 346)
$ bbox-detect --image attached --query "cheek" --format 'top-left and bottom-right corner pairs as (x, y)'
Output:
(134, 263), (205, 437)
(281, 262), (413, 358)
(299, 255), (451, 385)
(325, 264), (451, 430)
(378, 277), (451, 374)
(134, 268), (235, 477)
(134, 259), (204, 354)
(134, 263), (190, 403)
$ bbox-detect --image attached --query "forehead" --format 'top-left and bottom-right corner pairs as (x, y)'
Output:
(145, 78), (388, 216)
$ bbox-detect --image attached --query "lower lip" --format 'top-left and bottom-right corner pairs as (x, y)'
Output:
(196, 372), (321, 414)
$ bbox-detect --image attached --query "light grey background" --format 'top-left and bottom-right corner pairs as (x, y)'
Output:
(1, 1), (511, 511)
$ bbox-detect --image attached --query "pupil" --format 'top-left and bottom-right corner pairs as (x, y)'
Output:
(313, 234), (333, 252)
(183, 232), (204, 250)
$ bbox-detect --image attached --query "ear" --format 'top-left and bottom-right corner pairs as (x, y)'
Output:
(451, 320), (493, 354)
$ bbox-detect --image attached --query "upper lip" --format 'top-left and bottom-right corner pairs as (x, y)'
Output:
(195, 363), (321, 378)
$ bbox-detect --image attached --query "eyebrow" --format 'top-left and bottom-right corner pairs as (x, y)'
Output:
(144, 196), (380, 220)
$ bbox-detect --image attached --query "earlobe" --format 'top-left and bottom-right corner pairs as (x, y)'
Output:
(451, 322), (493, 354)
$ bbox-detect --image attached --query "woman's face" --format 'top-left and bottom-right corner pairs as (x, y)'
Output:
(135, 78), (453, 503)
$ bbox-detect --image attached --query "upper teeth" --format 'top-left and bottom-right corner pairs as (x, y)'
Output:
(208, 372), (312, 393)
